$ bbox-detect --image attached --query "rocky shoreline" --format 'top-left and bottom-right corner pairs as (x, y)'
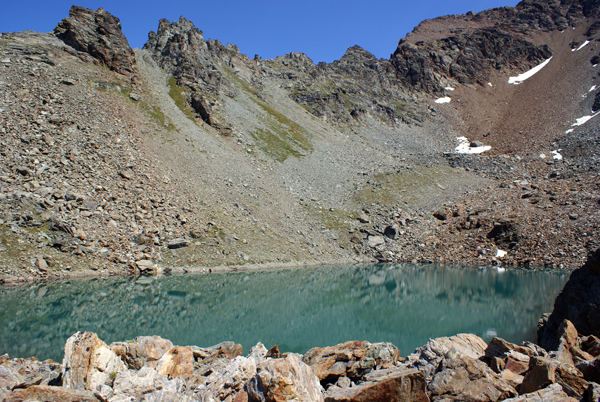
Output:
(1, 248), (599, 401)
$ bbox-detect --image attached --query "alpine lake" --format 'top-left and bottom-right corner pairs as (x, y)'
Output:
(0, 263), (569, 362)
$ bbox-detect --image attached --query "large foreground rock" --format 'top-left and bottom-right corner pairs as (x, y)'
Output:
(405, 333), (488, 380)
(3, 384), (100, 402)
(324, 367), (429, 402)
(62, 331), (126, 391)
(538, 248), (600, 351)
(54, 6), (137, 75)
(303, 340), (400, 384)
(110, 335), (174, 369)
(428, 356), (517, 401)
(248, 354), (324, 402)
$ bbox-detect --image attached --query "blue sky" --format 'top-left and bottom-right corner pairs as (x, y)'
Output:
(2, 1), (520, 63)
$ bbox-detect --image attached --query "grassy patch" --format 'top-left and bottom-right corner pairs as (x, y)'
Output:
(218, 63), (313, 162)
(167, 76), (197, 122)
(353, 165), (464, 207)
(143, 105), (175, 132)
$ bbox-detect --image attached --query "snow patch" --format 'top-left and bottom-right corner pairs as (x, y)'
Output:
(572, 40), (590, 51)
(539, 153), (546, 159)
(508, 57), (552, 85)
(455, 137), (491, 154)
(590, 85), (597, 93)
(435, 97), (451, 104)
(487, 82), (493, 87)
(445, 87), (455, 91)
(565, 128), (574, 134)
(572, 112), (600, 126)
(496, 249), (507, 258)
(551, 150), (563, 160)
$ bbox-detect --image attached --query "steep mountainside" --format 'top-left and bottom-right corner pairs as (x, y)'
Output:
(0, 0), (599, 282)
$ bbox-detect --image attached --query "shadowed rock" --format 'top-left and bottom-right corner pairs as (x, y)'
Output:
(538, 248), (600, 351)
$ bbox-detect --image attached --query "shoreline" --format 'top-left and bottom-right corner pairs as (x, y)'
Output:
(0, 255), (577, 287)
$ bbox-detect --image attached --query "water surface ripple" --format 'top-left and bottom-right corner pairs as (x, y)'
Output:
(0, 263), (568, 362)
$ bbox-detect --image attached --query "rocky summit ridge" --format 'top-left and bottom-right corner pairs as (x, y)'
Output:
(0, 0), (599, 282)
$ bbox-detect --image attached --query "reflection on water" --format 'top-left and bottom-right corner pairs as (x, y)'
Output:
(0, 263), (568, 362)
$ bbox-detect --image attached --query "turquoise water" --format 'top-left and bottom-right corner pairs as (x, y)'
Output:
(0, 263), (568, 362)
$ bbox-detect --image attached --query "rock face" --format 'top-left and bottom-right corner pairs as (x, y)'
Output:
(302, 341), (400, 384)
(391, 28), (552, 93)
(110, 335), (174, 369)
(62, 331), (126, 391)
(4, 385), (100, 402)
(324, 368), (429, 402)
(249, 354), (325, 402)
(54, 6), (136, 75)
(538, 248), (600, 350)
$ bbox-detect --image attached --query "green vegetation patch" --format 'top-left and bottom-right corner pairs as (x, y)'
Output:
(167, 76), (197, 122)
(148, 105), (175, 131)
(219, 63), (314, 162)
(353, 165), (465, 207)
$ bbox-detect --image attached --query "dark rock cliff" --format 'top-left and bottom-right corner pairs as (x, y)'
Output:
(54, 6), (137, 75)
(538, 247), (600, 350)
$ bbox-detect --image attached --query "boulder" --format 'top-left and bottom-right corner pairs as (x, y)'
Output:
(194, 356), (257, 402)
(302, 341), (400, 383)
(0, 356), (62, 400)
(249, 354), (324, 402)
(485, 337), (540, 360)
(3, 385), (100, 402)
(406, 333), (488, 381)
(62, 331), (126, 391)
(538, 248), (600, 351)
(519, 357), (556, 394)
(110, 365), (192, 401)
(428, 356), (517, 401)
(54, 6), (137, 75)
(110, 335), (174, 369)
(583, 382), (600, 402)
(502, 383), (578, 401)
(324, 367), (428, 402)
(577, 357), (600, 383)
(156, 346), (195, 379)
(582, 335), (600, 358)
(367, 236), (385, 248)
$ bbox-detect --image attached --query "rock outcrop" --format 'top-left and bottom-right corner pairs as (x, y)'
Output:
(2, 328), (598, 401)
(54, 6), (136, 75)
(538, 248), (600, 351)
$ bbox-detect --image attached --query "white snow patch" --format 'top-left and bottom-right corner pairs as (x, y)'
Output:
(508, 57), (552, 85)
(455, 136), (492, 154)
(590, 85), (597, 93)
(435, 97), (451, 104)
(487, 82), (493, 87)
(551, 150), (563, 160)
(445, 87), (455, 91)
(572, 40), (590, 51)
(496, 249), (507, 258)
(565, 128), (574, 134)
(539, 153), (547, 159)
(572, 112), (600, 126)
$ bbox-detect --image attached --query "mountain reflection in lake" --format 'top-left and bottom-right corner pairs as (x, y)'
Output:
(0, 263), (568, 362)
